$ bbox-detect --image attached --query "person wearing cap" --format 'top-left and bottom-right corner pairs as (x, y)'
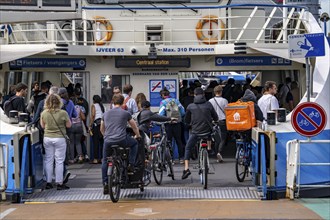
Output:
(137, 100), (173, 135)
(182, 87), (218, 179)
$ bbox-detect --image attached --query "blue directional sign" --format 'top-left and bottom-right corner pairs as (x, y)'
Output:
(9, 58), (86, 69)
(288, 33), (325, 58)
(215, 56), (291, 66)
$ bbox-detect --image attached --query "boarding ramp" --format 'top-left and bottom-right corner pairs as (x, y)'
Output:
(24, 159), (261, 202)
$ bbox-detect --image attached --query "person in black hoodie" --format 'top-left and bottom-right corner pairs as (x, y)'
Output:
(182, 88), (218, 179)
(240, 89), (264, 122)
(239, 89), (264, 143)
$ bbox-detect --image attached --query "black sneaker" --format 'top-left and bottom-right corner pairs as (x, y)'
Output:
(63, 171), (71, 184)
(181, 169), (191, 180)
(57, 184), (70, 190)
(45, 183), (53, 190)
(127, 164), (134, 175)
(103, 184), (109, 195)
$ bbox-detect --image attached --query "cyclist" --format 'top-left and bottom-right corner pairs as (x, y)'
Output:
(137, 100), (173, 134)
(182, 87), (218, 179)
(100, 94), (141, 194)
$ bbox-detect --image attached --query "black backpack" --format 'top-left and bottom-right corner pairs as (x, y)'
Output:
(33, 93), (47, 113)
(3, 96), (19, 117)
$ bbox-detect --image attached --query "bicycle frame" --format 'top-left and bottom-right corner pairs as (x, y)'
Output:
(197, 136), (210, 189)
(150, 122), (175, 185)
(235, 132), (252, 182)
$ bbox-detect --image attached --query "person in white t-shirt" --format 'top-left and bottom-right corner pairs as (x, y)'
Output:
(257, 81), (279, 119)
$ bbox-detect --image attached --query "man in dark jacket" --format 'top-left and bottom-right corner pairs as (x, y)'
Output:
(182, 87), (218, 179)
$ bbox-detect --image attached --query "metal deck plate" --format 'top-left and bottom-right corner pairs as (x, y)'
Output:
(24, 187), (260, 202)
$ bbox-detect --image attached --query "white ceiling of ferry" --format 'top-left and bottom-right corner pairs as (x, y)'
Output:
(0, 44), (55, 64)
(249, 45), (305, 63)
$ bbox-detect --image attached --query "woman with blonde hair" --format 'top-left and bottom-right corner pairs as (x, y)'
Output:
(135, 92), (147, 111)
(40, 94), (71, 190)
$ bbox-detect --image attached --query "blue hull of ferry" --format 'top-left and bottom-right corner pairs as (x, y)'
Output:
(275, 129), (330, 188)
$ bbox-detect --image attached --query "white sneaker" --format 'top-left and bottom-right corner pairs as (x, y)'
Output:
(217, 153), (223, 163)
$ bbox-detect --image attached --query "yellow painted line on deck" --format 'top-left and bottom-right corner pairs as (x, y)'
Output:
(24, 201), (57, 204)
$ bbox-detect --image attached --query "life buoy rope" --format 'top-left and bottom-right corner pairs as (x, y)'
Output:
(196, 15), (225, 45)
(94, 16), (113, 46)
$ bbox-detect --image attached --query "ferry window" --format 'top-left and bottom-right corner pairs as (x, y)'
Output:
(87, 0), (220, 4)
(0, 0), (37, 6)
(42, 0), (71, 6)
(101, 74), (130, 104)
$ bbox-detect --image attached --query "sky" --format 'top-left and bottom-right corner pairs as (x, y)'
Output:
(320, 0), (330, 35)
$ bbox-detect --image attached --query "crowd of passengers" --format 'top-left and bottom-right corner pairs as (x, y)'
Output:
(0, 77), (300, 192)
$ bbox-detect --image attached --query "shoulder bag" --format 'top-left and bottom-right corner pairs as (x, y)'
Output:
(49, 111), (70, 147)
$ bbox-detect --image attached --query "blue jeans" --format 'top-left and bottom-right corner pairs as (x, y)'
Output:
(184, 133), (199, 161)
(101, 135), (138, 184)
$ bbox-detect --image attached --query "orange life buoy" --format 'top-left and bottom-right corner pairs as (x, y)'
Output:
(196, 15), (225, 45)
(94, 16), (113, 46)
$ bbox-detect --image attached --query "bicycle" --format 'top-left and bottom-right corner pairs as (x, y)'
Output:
(107, 137), (150, 203)
(150, 122), (175, 185)
(234, 131), (252, 182)
(195, 133), (211, 189)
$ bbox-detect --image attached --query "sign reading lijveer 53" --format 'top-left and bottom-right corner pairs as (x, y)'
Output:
(291, 102), (327, 137)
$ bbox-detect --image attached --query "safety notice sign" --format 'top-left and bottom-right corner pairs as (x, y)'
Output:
(149, 79), (177, 107)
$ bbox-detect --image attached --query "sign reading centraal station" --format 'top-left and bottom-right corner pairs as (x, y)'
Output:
(115, 57), (190, 68)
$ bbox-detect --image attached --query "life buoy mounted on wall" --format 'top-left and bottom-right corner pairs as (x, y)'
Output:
(196, 15), (225, 45)
(94, 16), (113, 46)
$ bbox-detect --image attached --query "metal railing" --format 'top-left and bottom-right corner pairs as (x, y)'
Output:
(0, 143), (9, 200)
(2, 4), (309, 46)
(286, 139), (330, 199)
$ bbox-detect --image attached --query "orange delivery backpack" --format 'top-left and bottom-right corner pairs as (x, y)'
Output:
(225, 101), (256, 131)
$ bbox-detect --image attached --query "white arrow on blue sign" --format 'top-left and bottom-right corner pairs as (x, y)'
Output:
(288, 33), (325, 58)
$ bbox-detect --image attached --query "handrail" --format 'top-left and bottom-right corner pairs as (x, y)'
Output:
(1, 4), (309, 46)
(286, 139), (330, 200)
(82, 4), (308, 11)
(0, 143), (9, 200)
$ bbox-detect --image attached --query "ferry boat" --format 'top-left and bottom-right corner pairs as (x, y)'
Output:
(0, 0), (329, 202)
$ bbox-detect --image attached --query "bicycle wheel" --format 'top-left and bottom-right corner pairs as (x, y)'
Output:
(152, 148), (163, 185)
(235, 146), (247, 182)
(202, 149), (208, 189)
(108, 162), (121, 203)
(165, 147), (174, 180)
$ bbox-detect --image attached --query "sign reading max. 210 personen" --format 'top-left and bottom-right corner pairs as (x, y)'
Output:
(288, 33), (325, 58)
